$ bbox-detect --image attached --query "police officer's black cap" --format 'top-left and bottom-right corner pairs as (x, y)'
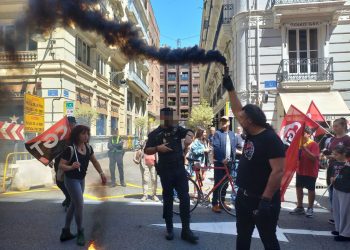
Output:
(67, 116), (76, 124)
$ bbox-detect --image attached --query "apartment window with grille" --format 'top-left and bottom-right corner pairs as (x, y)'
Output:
(288, 29), (318, 74)
(160, 85), (164, 93)
(193, 72), (200, 79)
(193, 84), (199, 93)
(180, 97), (189, 106)
(180, 109), (189, 119)
(180, 85), (189, 93)
(160, 97), (164, 104)
(181, 72), (189, 81)
(96, 54), (106, 75)
(168, 72), (176, 81)
(168, 97), (176, 106)
(168, 85), (176, 93)
(76, 37), (90, 66)
(193, 97), (200, 105)
(160, 72), (164, 80)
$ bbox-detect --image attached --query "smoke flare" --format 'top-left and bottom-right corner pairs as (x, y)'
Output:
(1, 0), (226, 66)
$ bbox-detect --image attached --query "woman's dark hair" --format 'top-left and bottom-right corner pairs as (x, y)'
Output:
(195, 127), (205, 139)
(333, 144), (347, 155)
(70, 125), (90, 145)
(242, 104), (272, 130)
(334, 117), (348, 131)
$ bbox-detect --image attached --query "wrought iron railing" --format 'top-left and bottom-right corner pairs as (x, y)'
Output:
(273, 0), (337, 5)
(276, 57), (334, 83)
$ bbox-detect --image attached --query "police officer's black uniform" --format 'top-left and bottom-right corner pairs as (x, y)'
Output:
(145, 125), (198, 243)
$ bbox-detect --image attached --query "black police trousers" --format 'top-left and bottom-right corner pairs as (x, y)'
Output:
(235, 190), (281, 250)
(159, 167), (190, 223)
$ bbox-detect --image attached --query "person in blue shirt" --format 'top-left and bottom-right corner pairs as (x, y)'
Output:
(212, 116), (236, 213)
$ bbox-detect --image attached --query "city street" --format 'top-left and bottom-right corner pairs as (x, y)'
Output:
(0, 152), (349, 250)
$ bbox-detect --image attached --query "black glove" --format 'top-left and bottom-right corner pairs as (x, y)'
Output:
(254, 198), (272, 218)
(222, 75), (235, 91)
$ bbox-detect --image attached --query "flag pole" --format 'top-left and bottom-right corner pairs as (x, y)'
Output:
(73, 144), (81, 172)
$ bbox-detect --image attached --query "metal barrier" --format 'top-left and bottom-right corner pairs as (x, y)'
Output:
(2, 152), (33, 192)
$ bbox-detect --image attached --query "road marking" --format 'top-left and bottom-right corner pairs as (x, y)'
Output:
(152, 222), (333, 242)
(0, 198), (33, 202)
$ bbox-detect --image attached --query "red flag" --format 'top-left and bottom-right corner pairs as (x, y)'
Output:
(279, 105), (326, 201)
(25, 116), (71, 165)
(306, 101), (326, 123)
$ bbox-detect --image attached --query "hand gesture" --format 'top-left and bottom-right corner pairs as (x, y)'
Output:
(222, 75), (235, 91)
(72, 162), (81, 170)
(157, 143), (173, 153)
(101, 173), (107, 185)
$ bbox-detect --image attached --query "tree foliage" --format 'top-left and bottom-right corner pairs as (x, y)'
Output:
(74, 106), (98, 127)
(187, 100), (214, 129)
(135, 116), (148, 137)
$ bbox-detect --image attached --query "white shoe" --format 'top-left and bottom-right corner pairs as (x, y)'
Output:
(141, 195), (148, 202)
(152, 195), (160, 202)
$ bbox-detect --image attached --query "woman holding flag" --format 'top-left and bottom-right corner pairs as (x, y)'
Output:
(59, 125), (107, 246)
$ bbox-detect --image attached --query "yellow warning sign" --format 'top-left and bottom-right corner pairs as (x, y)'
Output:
(24, 114), (44, 133)
(24, 93), (44, 115)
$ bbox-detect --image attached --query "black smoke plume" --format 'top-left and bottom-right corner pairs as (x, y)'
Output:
(1, 0), (226, 66)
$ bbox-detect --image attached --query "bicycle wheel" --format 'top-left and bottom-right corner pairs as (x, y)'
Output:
(173, 177), (200, 215)
(219, 178), (237, 216)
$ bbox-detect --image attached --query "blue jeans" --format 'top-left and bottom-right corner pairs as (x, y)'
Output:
(64, 176), (85, 230)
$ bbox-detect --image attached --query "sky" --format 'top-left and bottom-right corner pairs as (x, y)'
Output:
(150, 0), (203, 48)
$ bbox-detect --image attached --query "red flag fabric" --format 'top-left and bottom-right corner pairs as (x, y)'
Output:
(279, 105), (326, 201)
(25, 116), (71, 165)
(306, 101), (326, 123)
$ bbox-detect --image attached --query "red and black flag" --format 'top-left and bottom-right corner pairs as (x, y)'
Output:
(25, 116), (71, 165)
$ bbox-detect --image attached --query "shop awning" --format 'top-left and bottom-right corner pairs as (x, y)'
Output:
(279, 92), (350, 116)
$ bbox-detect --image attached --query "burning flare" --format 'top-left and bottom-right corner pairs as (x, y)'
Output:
(88, 241), (97, 250)
(0, 0), (226, 66)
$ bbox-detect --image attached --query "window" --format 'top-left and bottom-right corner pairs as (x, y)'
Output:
(168, 85), (176, 93)
(135, 96), (140, 114)
(193, 97), (200, 105)
(182, 64), (189, 69)
(180, 109), (189, 119)
(127, 115), (132, 135)
(76, 37), (90, 66)
(168, 72), (176, 81)
(0, 25), (37, 52)
(96, 114), (106, 135)
(96, 54), (106, 75)
(160, 97), (164, 104)
(193, 72), (200, 79)
(193, 84), (199, 93)
(180, 97), (189, 106)
(168, 97), (176, 106)
(180, 85), (189, 93)
(168, 65), (176, 69)
(160, 85), (164, 93)
(111, 117), (118, 133)
(160, 72), (164, 80)
(288, 29), (318, 74)
(181, 72), (189, 81)
(127, 91), (133, 111)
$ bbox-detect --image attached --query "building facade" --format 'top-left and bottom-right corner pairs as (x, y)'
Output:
(0, 0), (154, 137)
(145, 0), (161, 131)
(200, 0), (350, 129)
(160, 64), (201, 124)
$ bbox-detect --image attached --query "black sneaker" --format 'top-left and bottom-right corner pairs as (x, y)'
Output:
(165, 228), (174, 240)
(60, 228), (76, 242)
(331, 231), (339, 236)
(181, 229), (199, 244)
(334, 235), (350, 241)
(328, 219), (335, 225)
(77, 229), (85, 246)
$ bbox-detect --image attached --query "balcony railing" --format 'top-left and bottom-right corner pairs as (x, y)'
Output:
(276, 57), (334, 83)
(0, 51), (37, 62)
(273, 0), (337, 5)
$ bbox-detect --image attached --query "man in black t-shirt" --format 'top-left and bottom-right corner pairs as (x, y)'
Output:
(144, 108), (198, 244)
(223, 72), (285, 250)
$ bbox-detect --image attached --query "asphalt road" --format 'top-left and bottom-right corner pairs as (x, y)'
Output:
(0, 153), (349, 250)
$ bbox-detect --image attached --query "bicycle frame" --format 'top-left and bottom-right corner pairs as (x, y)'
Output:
(191, 163), (235, 202)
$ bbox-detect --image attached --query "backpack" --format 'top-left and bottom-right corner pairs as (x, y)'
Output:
(144, 154), (156, 167)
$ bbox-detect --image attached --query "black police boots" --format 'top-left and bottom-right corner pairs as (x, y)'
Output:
(165, 219), (174, 240)
(181, 222), (199, 244)
(60, 228), (76, 242)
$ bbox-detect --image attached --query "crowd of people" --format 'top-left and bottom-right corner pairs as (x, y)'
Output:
(51, 76), (350, 248)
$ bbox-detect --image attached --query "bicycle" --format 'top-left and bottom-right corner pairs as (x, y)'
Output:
(173, 159), (238, 216)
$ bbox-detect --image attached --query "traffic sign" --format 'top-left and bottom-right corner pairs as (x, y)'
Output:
(64, 101), (75, 117)
(0, 122), (24, 141)
(24, 93), (45, 115)
(24, 114), (45, 133)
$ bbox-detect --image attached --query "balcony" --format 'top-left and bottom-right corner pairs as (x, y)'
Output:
(276, 57), (334, 90)
(272, 0), (346, 26)
(0, 51), (37, 63)
(128, 71), (150, 95)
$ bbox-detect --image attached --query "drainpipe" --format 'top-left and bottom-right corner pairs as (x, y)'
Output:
(52, 61), (63, 124)
(256, 17), (261, 106)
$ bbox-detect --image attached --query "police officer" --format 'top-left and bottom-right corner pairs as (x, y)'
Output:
(108, 128), (126, 187)
(223, 73), (285, 249)
(144, 108), (198, 244)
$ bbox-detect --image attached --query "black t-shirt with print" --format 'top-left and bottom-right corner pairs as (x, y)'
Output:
(61, 144), (94, 180)
(236, 129), (285, 195)
(334, 164), (350, 193)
